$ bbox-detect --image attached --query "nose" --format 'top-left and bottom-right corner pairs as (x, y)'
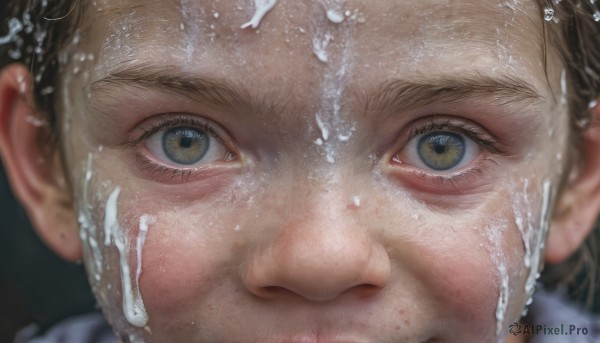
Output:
(243, 208), (391, 302)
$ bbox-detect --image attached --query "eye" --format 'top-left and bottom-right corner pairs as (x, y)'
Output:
(145, 125), (229, 167)
(396, 130), (481, 172)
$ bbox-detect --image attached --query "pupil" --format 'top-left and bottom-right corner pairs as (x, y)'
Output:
(180, 136), (193, 148)
(433, 143), (446, 154)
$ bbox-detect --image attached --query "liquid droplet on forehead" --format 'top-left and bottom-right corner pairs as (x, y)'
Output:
(240, 0), (278, 29)
(326, 10), (345, 24)
(543, 7), (554, 21)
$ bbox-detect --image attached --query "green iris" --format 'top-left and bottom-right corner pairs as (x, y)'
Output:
(162, 127), (209, 165)
(417, 132), (465, 170)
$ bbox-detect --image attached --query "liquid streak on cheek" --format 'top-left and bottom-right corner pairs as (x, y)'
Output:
(76, 150), (156, 340)
(103, 187), (151, 329)
(512, 178), (553, 316)
(526, 180), (553, 311)
(483, 219), (510, 340)
(136, 215), (156, 294)
(78, 153), (103, 283)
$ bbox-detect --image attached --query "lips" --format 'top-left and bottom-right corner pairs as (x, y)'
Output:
(276, 334), (367, 343)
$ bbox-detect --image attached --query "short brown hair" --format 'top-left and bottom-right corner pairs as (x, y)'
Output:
(0, 0), (81, 146)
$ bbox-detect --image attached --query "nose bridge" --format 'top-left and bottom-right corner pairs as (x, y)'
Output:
(243, 184), (391, 302)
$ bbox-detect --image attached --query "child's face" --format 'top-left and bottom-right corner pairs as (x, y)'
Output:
(60, 0), (566, 342)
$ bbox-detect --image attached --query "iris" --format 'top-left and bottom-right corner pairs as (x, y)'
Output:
(417, 132), (465, 170)
(162, 127), (209, 165)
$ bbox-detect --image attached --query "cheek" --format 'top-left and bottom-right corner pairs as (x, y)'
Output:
(140, 224), (224, 317)
(416, 230), (502, 336)
(387, 195), (533, 340)
(129, 206), (244, 325)
(433, 250), (496, 318)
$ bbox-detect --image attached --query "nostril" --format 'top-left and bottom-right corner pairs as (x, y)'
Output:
(347, 284), (382, 299)
(249, 285), (292, 300)
(262, 286), (285, 298)
(255, 284), (384, 302)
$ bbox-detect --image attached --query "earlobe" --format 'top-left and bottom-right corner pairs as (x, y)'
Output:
(545, 105), (600, 264)
(0, 64), (81, 261)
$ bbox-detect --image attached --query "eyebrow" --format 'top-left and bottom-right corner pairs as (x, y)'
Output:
(365, 73), (544, 115)
(90, 64), (544, 118)
(90, 63), (270, 115)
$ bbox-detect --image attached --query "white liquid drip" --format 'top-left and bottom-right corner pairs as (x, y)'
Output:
(136, 215), (155, 292)
(326, 9), (344, 24)
(523, 179), (552, 310)
(312, 34), (354, 165)
(85, 154), (93, 184)
(104, 187), (149, 327)
(560, 69), (567, 105)
(486, 222), (510, 339)
(337, 132), (352, 141)
(104, 187), (120, 246)
(78, 153), (103, 281)
(312, 32), (333, 63)
(325, 150), (335, 163)
(515, 215), (531, 268)
(240, 0), (278, 29)
(495, 263), (509, 337)
(315, 113), (330, 141)
(513, 179), (532, 269)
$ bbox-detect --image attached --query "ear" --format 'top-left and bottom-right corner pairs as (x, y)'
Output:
(0, 64), (81, 261)
(545, 105), (600, 264)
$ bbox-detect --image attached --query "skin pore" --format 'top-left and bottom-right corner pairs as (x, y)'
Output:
(5, 0), (600, 342)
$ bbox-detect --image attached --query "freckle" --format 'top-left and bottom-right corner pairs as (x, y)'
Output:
(395, 325), (400, 331)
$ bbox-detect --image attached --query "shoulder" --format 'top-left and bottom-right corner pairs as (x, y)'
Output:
(526, 287), (600, 343)
(13, 312), (116, 343)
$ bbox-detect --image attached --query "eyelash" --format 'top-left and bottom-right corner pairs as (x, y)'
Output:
(129, 115), (234, 182)
(129, 115), (221, 146)
(405, 119), (502, 154)
(392, 119), (503, 190)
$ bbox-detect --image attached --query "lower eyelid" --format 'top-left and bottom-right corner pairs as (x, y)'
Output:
(386, 155), (499, 193)
(132, 151), (241, 184)
(134, 151), (195, 182)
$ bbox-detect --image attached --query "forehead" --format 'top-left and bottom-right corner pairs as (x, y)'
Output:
(79, 0), (546, 96)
